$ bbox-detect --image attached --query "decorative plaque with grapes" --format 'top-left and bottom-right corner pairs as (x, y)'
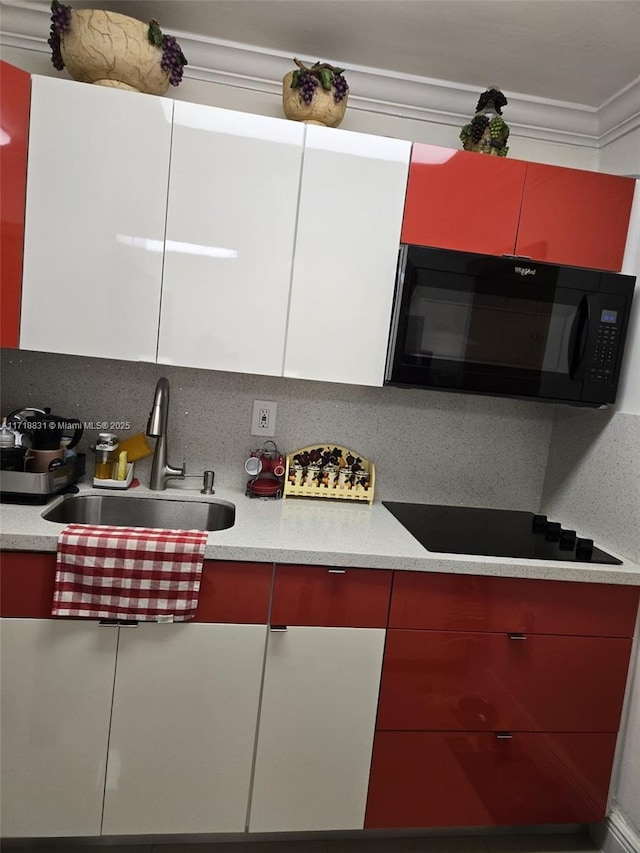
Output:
(283, 444), (375, 505)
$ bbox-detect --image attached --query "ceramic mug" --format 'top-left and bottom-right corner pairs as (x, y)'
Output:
(24, 447), (66, 473)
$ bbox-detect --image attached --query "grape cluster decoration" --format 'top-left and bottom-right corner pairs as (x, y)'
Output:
(489, 116), (507, 141)
(469, 115), (490, 144)
(332, 72), (349, 103)
(148, 21), (188, 87)
(293, 447), (362, 472)
(460, 87), (510, 157)
(290, 58), (349, 105)
(48, 1), (71, 71)
(298, 72), (319, 105)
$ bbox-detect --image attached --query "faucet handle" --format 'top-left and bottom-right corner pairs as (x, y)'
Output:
(201, 470), (215, 495)
(165, 459), (187, 481)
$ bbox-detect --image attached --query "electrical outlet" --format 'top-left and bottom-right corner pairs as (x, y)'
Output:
(251, 400), (277, 437)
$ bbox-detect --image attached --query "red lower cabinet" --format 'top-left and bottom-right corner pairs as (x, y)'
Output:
(376, 629), (632, 732)
(193, 560), (272, 623)
(367, 571), (639, 829)
(0, 552), (273, 623)
(365, 730), (617, 828)
(389, 572), (640, 638)
(0, 551), (56, 617)
(271, 564), (392, 628)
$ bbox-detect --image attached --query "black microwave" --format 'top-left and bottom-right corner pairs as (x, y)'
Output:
(385, 246), (636, 407)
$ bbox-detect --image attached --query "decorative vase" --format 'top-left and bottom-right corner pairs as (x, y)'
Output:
(282, 59), (349, 127)
(48, 3), (187, 95)
(460, 88), (510, 157)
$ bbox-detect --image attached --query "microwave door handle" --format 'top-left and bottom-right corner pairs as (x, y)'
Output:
(568, 295), (591, 380)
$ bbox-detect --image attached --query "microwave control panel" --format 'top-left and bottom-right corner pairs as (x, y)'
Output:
(589, 308), (621, 382)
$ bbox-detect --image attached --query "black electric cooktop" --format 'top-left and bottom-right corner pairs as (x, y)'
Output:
(383, 503), (622, 565)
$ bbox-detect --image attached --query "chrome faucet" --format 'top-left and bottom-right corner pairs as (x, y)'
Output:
(146, 377), (186, 491)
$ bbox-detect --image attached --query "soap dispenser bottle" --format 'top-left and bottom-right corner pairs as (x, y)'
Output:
(94, 432), (119, 480)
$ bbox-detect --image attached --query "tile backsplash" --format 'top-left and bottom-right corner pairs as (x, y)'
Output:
(1, 350), (554, 508)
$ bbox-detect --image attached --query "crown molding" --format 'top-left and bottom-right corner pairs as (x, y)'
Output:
(2, 0), (637, 149)
(598, 76), (640, 147)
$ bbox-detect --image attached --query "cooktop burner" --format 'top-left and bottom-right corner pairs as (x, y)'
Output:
(383, 503), (622, 565)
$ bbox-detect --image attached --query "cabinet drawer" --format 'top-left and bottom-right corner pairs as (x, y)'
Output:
(193, 561), (272, 624)
(271, 565), (392, 628)
(390, 572), (640, 637)
(377, 629), (632, 732)
(0, 551), (56, 618)
(365, 730), (617, 828)
(0, 553), (272, 624)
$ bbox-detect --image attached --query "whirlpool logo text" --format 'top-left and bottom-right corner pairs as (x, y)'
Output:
(515, 266), (537, 276)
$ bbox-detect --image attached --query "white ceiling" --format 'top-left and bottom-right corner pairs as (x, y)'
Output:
(54, 0), (640, 108)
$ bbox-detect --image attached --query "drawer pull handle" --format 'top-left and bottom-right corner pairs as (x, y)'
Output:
(496, 732), (513, 739)
(270, 625), (288, 632)
(508, 633), (527, 640)
(99, 619), (139, 627)
(328, 569), (346, 574)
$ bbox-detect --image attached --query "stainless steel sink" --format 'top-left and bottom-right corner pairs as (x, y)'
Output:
(42, 494), (235, 532)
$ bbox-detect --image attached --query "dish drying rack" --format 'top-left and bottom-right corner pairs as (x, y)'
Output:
(283, 444), (375, 505)
(0, 454), (86, 503)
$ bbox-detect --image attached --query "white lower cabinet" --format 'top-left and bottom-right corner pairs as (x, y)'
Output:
(102, 622), (267, 835)
(0, 619), (267, 838)
(0, 619), (117, 838)
(1, 607), (385, 838)
(248, 626), (386, 832)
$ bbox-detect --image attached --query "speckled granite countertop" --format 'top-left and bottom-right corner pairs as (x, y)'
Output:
(1, 482), (639, 585)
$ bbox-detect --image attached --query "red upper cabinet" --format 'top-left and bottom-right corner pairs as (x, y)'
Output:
(401, 143), (634, 272)
(515, 162), (635, 271)
(401, 144), (527, 256)
(0, 62), (30, 348)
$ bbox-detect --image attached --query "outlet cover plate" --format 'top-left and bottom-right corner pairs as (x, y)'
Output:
(251, 400), (277, 437)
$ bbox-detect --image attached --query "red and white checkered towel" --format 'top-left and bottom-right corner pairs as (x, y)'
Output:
(52, 524), (208, 621)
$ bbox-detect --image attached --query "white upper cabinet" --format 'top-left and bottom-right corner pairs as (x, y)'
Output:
(20, 77), (172, 361)
(157, 103), (304, 376)
(19, 78), (410, 385)
(284, 127), (411, 386)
